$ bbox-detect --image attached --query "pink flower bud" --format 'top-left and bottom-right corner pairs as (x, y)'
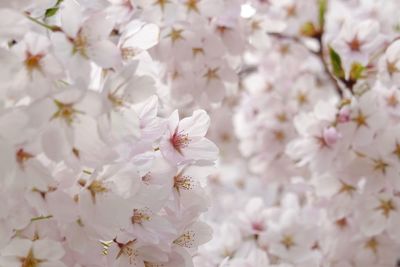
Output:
(323, 127), (341, 146)
(338, 106), (351, 123)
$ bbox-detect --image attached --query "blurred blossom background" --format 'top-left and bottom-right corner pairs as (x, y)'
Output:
(1, 0), (400, 266)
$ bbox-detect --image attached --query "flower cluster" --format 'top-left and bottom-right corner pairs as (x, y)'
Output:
(0, 1), (219, 266)
(195, 0), (400, 267)
(147, 0), (241, 107)
(3, 0), (400, 267)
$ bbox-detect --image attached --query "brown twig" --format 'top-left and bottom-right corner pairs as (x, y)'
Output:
(25, 12), (62, 32)
(315, 35), (344, 98)
(268, 32), (318, 55)
(268, 32), (344, 98)
(238, 65), (258, 78)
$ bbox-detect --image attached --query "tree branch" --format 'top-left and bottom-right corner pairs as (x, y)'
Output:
(316, 35), (344, 98)
(25, 13), (62, 32)
(268, 32), (344, 98)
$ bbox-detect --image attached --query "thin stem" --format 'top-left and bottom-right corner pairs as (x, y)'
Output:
(268, 32), (318, 55)
(316, 35), (344, 98)
(238, 65), (258, 78)
(31, 215), (53, 222)
(25, 13), (62, 32)
(268, 32), (344, 98)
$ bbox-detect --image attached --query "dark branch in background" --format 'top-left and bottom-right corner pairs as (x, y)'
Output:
(236, 0), (347, 99)
(234, 0), (398, 100)
(267, 32), (344, 98)
(268, 32), (316, 54)
(314, 0), (345, 96)
(315, 35), (344, 98)
(238, 65), (258, 78)
(267, 0), (346, 98)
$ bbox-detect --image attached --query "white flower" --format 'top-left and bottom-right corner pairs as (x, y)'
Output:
(357, 192), (400, 239)
(332, 19), (385, 75)
(160, 110), (219, 165)
(0, 238), (66, 267)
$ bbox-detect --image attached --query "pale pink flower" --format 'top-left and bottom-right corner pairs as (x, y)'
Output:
(160, 110), (218, 165)
(0, 238), (66, 267)
(332, 19), (385, 75)
(357, 192), (400, 239)
(54, 0), (122, 74)
(2, 32), (63, 100)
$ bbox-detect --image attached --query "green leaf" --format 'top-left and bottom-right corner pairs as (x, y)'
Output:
(329, 47), (345, 79)
(44, 0), (64, 18)
(45, 7), (59, 18)
(318, 0), (327, 28)
(349, 62), (365, 81)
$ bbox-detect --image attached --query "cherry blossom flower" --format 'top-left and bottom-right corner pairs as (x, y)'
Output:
(3, 0), (400, 266)
(160, 110), (218, 165)
(379, 40), (400, 86)
(1, 32), (63, 100)
(331, 19), (385, 75)
(52, 0), (122, 79)
(0, 238), (66, 267)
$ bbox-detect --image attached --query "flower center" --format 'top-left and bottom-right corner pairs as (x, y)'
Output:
(87, 180), (108, 203)
(276, 112), (288, 123)
(297, 91), (308, 105)
(281, 234), (295, 250)
(153, 0), (170, 11)
(185, 0), (200, 13)
(352, 110), (368, 128)
(121, 47), (137, 60)
(192, 47), (204, 57)
(387, 60), (399, 76)
(51, 100), (82, 125)
(216, 25), (229, 35)
(173, 230), (195, 248)
(108, 91), (125, 108)
(347, 37), (362, 52)
(273, 130), (285, 142)
(174, 174), (194, 192)
(373, 159), (389, 175)
(16, 149), (34, 167)
(285, 4), (297, 17)
(131, 209), (151, 224)
(386, 93), (399, 107)
(116, 240), (138, 264)
(335, 217), (348, 229)
(376, 199), (396, 218)
(25, 53), (44, 72)
(364, 238), (379, 254)
(72, 32), (88, 57)
(170, 131), (191, 154)
(203, 67), (220, 82)
(20, 249), (42, 267)
(338, 182), (356, 195)
(393, 143), (400, 159)
(167, 28), (184, 43)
